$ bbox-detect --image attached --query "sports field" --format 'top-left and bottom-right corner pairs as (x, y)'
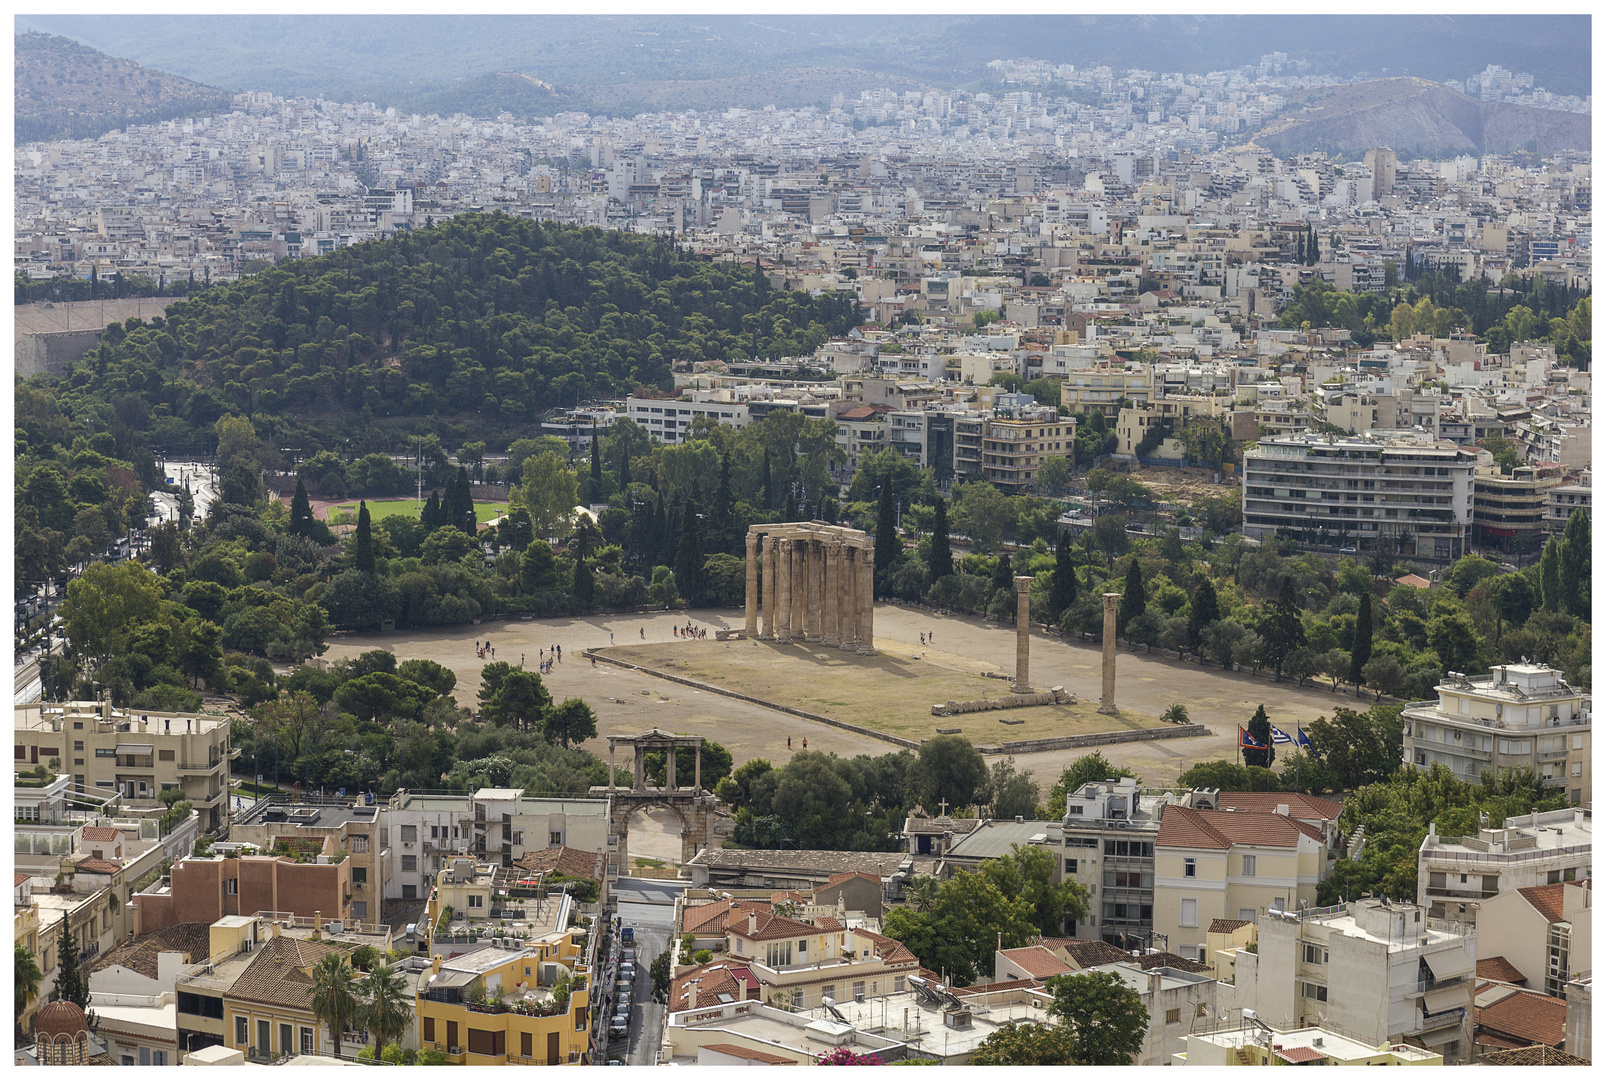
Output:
(325, 499), (509, 525)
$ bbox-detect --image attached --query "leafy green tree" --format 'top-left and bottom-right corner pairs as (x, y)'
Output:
(514, 452), (578, 539)
(1446, 555), (1500, 598)
(929, 496), (953, 580)
(1185, 578), (1220, 659)
(874, 480), (899, 595)
(915, 735), (988, 812)
(982, 758), (1040, 821)
(311, 951), (362, 1059)
(1304, 705), (1404, 789)
(1244, 704), (1273, 769)
(970, 1022), (1078, 1065)
(1175, 760), (1281, 792)
(950, 481), (1013, 552)
(1538, 536), (1562, 612)
(979, 842), (1090, 937)
(545, 698), (598, 749)
(1048, 530), (1078, 623)
(483, 670), (552, 731)
(881, 870), (1036, 986)
(1261, 575), (1307, 679)
(1362, 654), (1406, 703)
(1427, 612), (1481, 676)
(1045, 970), (1149, 1065)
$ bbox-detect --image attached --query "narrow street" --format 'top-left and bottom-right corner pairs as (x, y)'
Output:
(607, 876), (684, 1066)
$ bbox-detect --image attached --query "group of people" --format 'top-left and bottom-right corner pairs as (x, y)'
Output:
(920, 631), (937, 646)
(535, 644), (562, 673)
(673, 623), (707, 639)
(476, 640), (495, 659)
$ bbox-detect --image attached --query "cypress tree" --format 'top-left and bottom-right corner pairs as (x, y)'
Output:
(1186, 578), (1220, 660)
(929, 496), (954, 579)
(617, 438), (631, 491)
(1538, 536), (1562, 612)
(455, 466), (477, 535)
(992, 550), (1014, 594)
(1348, 593), (1374, 690)
(53, 916), (90, 1015)
(590, 424), (603, 491)
(1559, 509), (1590, 619)
(354, 501), (376, 573)
(421, 490), (443, 529)
(289, 478), (314, 538)
(783, 490), (800, 522)
(1244, 704), (1274, 768)
(874, 482), (899, 596)
(1049, 529), (1077, 620)
(712, 453), (736, 554)
(674, 499), (704, 606)
(1117, 558), (1145, 640)
(760, 450), (772, 510)
(1309, 228), (1320, 265)
(572, 522), (595, 608)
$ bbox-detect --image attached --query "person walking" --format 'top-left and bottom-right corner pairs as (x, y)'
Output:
(787, 736), (792, 749)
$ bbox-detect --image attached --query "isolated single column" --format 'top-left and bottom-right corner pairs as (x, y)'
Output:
(1099, 592), (1120, 715)
(1012, 575), (1033, 693)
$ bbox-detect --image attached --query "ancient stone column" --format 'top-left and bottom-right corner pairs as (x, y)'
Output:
(608, 742), (616, 792)
(776, 539), (793, 643)
(634, 746), (646, 790)
(693, 747), (702, 794)
(1099, 592), (1120, 715)
(857, 544), (876, 654)
(1012, 576), (1033, 693)
(824, 541), (842, 647)
(763, 536), (778, 639)
(666, 746), (677, 792)
(744, 533), (759, 639)
(840, 549), (859, 649)
(790, 538), (806, 640)
(803, 539), (820, 643)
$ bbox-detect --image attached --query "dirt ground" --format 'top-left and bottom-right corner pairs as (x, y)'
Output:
(320, 605), (1351, 790)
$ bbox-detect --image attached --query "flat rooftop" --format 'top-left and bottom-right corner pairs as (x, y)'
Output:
(16, 702), (229, 735)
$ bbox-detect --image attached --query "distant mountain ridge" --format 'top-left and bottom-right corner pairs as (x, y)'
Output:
(15, 31), (232, 143)
(1254, 77), (1591, 157)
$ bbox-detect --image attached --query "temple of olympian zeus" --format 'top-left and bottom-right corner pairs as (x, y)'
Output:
(743, 522), (876, 654)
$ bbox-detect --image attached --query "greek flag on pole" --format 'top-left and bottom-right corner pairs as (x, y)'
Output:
(1296, 728), (1315, 750)
(1270, 725), (1294, 745)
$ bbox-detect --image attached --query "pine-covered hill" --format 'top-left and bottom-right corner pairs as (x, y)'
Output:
(52, 215), (859, 453)
(15, 32), (233, 143)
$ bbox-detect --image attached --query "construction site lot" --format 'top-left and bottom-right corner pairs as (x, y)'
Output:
(1101, 463), (1234, 504)
(595, 638), (1165, 746)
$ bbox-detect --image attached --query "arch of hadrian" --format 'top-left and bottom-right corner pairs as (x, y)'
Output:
(743, 522), (875, 654)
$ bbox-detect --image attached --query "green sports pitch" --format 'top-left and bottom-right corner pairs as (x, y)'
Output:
(326, 499), (509, 525)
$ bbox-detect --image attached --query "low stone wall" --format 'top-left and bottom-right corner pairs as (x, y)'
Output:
(985, 724), (1212, 755)
(932, 686), (1074, 716)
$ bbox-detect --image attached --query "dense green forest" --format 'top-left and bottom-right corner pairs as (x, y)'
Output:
(52, 214), (856, 459)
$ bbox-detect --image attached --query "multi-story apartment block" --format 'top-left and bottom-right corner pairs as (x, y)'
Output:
(131, 847), (357, 935)
(1060, 778), (1167, 947)
(965, 401), (1074, 494)
(14, 701), (237, 833)
(1545, 470), (1591, 534)
(1241, 431), (1478, 561)
(415, 935), (593, 1065)
(1058, 366), (1155, 416)
(1475, 879), (1591, 997)
(1472, 462), (1567, 552)
(1154, 805), (1328, 960)
(1401, 663), (1590, 802)
(1416, 808), (1591, 927)
(1252, 898), (1475, 1063)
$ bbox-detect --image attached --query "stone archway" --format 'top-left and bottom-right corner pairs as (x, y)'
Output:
(590, 729), (718, 874)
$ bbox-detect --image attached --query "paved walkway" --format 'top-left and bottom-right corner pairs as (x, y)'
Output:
(321, 605), (1359, 788)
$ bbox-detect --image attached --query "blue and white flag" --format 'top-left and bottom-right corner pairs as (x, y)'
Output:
(1270, 725), (1294, 745)
(1296, 728), (1315, 750)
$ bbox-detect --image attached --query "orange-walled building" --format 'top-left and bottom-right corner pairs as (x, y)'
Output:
(131, 855), (352, 936)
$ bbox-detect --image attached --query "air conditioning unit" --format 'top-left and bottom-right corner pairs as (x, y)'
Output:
(449, 1047), (461, 1056)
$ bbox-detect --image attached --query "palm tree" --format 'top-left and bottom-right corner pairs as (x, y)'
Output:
(903, 875), (940, 913)
(360, 963), (413, 1061)
(1160, 703), (1190, 725)
(14, 943), (43, 1035)
(309, 952), (360, 1060)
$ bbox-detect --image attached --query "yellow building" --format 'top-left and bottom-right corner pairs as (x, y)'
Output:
(1153, 806), (1328, 960)
(415, 940), (592, 1065)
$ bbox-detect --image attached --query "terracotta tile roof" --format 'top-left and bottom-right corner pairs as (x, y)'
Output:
(1157, 805), (1320, 850)
(1476, 989), (1567, 1048)
(75, 858), (122, 874)
(812, 916), (845, 932)
(1476, 1032), (1530, 1050)
(227, 935), (354, 1011)
(1208, 918), (1253, 934)
(955, 978), (1042, 995)
(1131, 952), (1210, 974)
(1477, 956), (1529, 985)
(669, 962), (761, 1012)
(998, 945), (1074, 979)
(822, 871), (883, 889)
(1274, 1046), (1326, 1063)
(1517, 882), (1569, 924)
(770, 891), (807, 904)
(728, 910), (819, 942)
(1215, 792), (1344, 821)
(1479, 1045), (1592, 1066)
(1034, 936), (1078, 954)
(853, 929), (919, 967)
(16, 873), (31, 887)
(1062, 940), (1133, 969)
(80, 827), (122, 842)
(682, 900), (770, 936)
(86, 922), (213, 979)
(513, 845), (603, 882)
(701, 1043), (797, 1065)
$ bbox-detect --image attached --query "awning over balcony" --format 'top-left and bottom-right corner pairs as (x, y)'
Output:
(115, 743), (154, 755)
(1423, 948), (1474, 982)
(1423, 984), (1469, 1013)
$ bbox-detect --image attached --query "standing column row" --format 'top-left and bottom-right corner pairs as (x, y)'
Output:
(747, 531), (874, 655)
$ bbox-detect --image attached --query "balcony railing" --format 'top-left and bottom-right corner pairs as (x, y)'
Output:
(1416, 1006), (1465, 1031)
(1415, 973), (1469, 994)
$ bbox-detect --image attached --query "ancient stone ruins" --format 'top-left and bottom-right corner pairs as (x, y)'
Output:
(744, 522), (875, 654)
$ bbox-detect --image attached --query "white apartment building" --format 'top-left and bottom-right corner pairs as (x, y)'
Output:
(1251, 898), (1475, 1063)
(1241, 430), (1478, 561)
(1475, 879), (1591, 997)
(1401, 663), (1590, 803)
(1545, 471), (1591, 534)
(1416, 808), (1591, 928)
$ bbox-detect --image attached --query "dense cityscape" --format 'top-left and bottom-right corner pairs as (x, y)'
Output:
(13, 18), (1592, 1071)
